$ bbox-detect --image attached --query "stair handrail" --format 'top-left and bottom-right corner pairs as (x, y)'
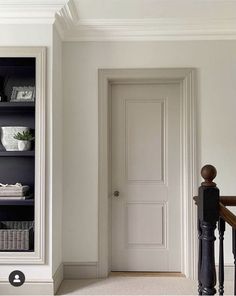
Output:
(194, 197), (236, 228)
(219, 203), (236, 229)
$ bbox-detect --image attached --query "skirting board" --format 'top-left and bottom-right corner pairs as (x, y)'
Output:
(64, 262), (98, 279)
(0, 262), (97, 295)
(0, 281), (54, 295)
(0, 263), (63, 295)
(63, 263), (235, 281)
(53, 263), (64, 294)
(216, 265), (234, 281)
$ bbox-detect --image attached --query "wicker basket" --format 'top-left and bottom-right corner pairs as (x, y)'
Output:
(0, 221), (34, 251)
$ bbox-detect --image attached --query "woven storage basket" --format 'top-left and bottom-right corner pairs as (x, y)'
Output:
(0, 221), (34, 251)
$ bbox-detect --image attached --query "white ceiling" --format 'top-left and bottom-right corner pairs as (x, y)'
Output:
(74, 0), (236, 20)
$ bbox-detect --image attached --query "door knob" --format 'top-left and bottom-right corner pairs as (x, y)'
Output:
(113, 190), (120, 197)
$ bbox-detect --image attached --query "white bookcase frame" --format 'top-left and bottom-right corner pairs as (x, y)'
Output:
(0, 47), (46, 264)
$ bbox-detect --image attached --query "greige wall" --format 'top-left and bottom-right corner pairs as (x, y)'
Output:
(52, 25), (63, 276)
(0, 24), (55, 282)
(62, 40), (236, 265)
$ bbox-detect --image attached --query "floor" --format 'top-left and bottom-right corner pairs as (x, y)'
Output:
(57, 273), (234, 295)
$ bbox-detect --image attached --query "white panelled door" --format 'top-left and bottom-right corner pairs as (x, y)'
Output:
(111, 83), (181, 272)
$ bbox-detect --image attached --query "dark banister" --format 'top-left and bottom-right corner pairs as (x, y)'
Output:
(198, 164), (219, 295)
(194, 195), (203, 294)
(218, 218), (225, 295)
(233, 229), (236, 295)
(220, 196), (236, 206)
(219, 203), (236, 229)
(194, 196), (236, 207)
(194, 197), (236, 206)
(198, 218), (203, 295)
(195, 165), (236, 296)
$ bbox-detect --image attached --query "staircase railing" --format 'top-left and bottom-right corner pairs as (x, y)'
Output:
(194, 164), (236, 295)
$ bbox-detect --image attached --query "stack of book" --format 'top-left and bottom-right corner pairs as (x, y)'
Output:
(0, 184), (31, 200)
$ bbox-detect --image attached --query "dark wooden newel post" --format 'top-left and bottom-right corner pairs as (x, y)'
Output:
(198, 217), (203, 295)
(198, 165), (219, 295)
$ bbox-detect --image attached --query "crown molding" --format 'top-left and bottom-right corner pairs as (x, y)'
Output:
(55, 0), (79, 39)
(1, 1), (236, 41)
(62, 17), (236, 41)
(0, 0), (70, 24)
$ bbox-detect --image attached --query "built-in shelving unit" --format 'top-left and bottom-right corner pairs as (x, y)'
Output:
(0, 102), (35, 108)
(0, 199), (34, 206)
(0, 151), (35, 157)
(0, 57), (35, 252)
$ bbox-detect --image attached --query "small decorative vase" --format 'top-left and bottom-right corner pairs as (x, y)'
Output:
(18, 140), (31, 151)
(1, 126), (29, 151)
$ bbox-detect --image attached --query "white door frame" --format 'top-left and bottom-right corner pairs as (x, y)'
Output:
(98, 68), (197, 279)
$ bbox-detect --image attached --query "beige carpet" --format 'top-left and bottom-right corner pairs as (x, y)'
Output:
(57, 277), (234, 295)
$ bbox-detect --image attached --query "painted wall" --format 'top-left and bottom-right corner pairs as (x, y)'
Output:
(62, 40), (236, 265)
(0, 23), (61, 284)
(52, 25), (63, 276)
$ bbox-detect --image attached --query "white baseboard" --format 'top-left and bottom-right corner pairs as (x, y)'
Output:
(0, 262), (99, 294)
(0, 281), (54, 295)
(0, 264), (63, 295)
(0, 262), (233, 294)
(53, 263), (64, 294)
(63, 263), (234, 281)
(64, 262), (98, 279)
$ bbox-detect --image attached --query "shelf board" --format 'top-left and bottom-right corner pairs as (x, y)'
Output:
(0, 199), (34, 206)
(0, 102), (35, 109)
(0, 151), (34, 157)
(0, 249), (34, 252)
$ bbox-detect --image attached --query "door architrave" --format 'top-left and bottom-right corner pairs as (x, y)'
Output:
(98, 68), (197, 279)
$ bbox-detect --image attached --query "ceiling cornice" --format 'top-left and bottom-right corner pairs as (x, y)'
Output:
(55, 0), (79, 39)
(0, 0), (70, 24)
(1, 1), (236, 41)
(62, 18), (236, 41)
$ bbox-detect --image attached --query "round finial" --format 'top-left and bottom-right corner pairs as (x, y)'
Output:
(201, 164), (217, 186)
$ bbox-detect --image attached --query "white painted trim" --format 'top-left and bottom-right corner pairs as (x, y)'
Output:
(0, 281), (54, 295)
(2, 1), (236, 41)
(0, 263), (64, 295)
(0, 47), (46, 264)
(98, 69), (197, 279)
(0, 0), (69, 24)
(181, 70), (198, 279)
(64, 262), (98, 279)
(55, 0), (79, 39)
(53, 263), (64, 294)
(216, 265), (234, 281)
(63, 18), (236, 41)
(1, 1), (236, 41)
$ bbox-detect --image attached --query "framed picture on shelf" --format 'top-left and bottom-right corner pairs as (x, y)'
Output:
(10, 86), (35, 102)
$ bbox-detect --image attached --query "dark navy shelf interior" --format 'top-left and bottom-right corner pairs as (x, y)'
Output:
(0, 102), (35, 108)
(0, 151), (35, 157)
(0, 57), (36, 252)
(0, 199), (34, 206)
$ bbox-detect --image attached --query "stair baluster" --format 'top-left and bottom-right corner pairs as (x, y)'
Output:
(233, 228), (236, 295)
(218, 218), (225, 295)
